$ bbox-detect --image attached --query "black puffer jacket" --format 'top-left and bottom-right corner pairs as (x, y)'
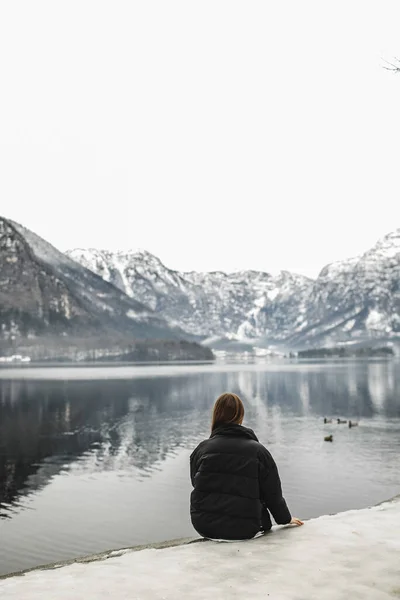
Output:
(190, 423), (291, 540)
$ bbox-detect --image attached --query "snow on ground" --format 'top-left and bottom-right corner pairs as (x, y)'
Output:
(1, 498), (399, 600)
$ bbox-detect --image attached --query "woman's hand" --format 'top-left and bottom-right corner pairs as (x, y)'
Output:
(290, 517), (304, 526)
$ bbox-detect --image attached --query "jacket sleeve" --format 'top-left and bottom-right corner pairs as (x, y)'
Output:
(258, 448), (291, 525)
(190, 446), (200, 487)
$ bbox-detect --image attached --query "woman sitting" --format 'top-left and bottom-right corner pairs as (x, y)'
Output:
(190, 392), (303, 540)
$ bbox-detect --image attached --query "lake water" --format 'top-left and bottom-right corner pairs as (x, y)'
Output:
(1, 360), (400, 576)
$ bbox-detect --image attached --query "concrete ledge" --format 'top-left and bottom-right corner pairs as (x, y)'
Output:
(1, 498), (400, 599)
(3, 495), (399, 582)
(0, 536), (205, 581)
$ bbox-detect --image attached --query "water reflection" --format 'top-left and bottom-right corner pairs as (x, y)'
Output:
(1, 362), (400, 519)
(0, 376), (211, 517)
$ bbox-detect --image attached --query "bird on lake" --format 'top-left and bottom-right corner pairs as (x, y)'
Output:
(337, 419), (347, 424)
(324, 435), (333, 442)
(349, 420), (359, 428)
(324, 418), (333, 423)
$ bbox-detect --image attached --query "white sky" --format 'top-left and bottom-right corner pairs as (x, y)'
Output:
(1, 1), (400, 278)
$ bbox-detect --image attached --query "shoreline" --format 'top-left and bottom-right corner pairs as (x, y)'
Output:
(1, 357), (399, 382)
(0, 536), (203, 581)
(1, 494), (399, 582)
(1, 497), (399, 600)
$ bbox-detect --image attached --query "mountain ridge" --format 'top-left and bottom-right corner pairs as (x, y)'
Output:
(66, 247), (314, 343)
(0, 217), (212, 361)
(67, 228), (400, 350)
(2, 214), (399, 355)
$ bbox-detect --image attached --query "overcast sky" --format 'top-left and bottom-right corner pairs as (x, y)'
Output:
(1, 1), (400, 278)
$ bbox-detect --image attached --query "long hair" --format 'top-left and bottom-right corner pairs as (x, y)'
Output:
(211, 392), (244, 431)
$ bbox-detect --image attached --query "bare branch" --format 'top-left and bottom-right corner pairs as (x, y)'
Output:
(382, 57), (400, 72)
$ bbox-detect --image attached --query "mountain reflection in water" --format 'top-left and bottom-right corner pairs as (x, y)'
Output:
(0, 361), (399, 576)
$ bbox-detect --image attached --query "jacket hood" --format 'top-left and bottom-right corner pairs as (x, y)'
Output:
(210, 422), (259, 442)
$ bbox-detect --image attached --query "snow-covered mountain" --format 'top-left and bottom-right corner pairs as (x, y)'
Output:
(68, 229), (400, 349)
(289, 229), (400, 347)
(0, 218), (213, 361)
(66, 248), (313, 345)
(0, 219), (178, 339)
(4, 218), (395, 353)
